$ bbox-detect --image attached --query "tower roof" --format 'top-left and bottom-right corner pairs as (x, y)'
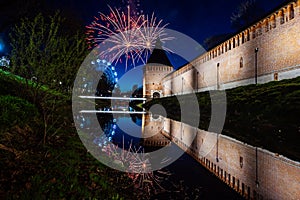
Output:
(147, 39), (173, 67)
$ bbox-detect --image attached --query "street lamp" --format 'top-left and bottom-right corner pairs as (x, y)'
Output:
(255, 47), (259, 85)
(217, 63), (220, 90)
(181, 77), (184, 94)
(196, 71), (199, 92)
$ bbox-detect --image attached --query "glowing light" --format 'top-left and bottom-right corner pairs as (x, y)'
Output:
(85, 5), (174, 69)
(0, 56), (10, 68)
(100, 138), (170, 195)
(0, 37), (4, 52)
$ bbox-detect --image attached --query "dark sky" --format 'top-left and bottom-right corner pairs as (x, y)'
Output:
(0, 0), (287, 53)
(0, 0), (288, 91)
(47, 0), (287, 45)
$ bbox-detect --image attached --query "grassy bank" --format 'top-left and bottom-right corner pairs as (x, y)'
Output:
(0, 70), (135, 199)
(144, 77), (300, 161)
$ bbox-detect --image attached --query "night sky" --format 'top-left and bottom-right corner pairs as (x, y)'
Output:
(47, 0), (287, 45)
(0, 0), (288, 91)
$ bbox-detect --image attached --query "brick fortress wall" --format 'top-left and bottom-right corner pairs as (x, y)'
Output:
(142, 1), (300, 199)
(161, 118), (300, 199)
(162, 1), (300, 95)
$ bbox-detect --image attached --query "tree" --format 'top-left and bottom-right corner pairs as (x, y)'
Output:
(132, 84), (138, 94)
(9, 12), (87, 96)
(9, 12), (87, 144)
(203, 33), (232, 50)
(230, 0), (265, 31)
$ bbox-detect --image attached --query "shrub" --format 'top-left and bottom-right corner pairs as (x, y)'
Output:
(0, 95), (39, 131)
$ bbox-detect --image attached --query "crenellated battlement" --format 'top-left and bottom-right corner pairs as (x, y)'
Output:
(160, 0), (300, 96)
(197, 0), (298, 66)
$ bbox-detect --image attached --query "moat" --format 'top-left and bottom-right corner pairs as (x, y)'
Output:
(76, 108), (300, 199)
(77, 112), (243, 199)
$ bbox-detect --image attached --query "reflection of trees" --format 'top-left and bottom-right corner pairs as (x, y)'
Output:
(130, 114), (143, 126)
(97, 114), (114, 133)
(95, 114), (116, 144)
(129, 86), (144, 111)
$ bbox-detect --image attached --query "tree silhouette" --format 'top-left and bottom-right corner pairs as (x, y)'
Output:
(230, 0), (265, 31)
(9, 12), (87, 95)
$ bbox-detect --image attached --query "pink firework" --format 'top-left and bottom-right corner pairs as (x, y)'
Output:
(101, 138), (170, 196)
(85, 5), (173, 69)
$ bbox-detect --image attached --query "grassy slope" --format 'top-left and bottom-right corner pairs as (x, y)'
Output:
(144, 77), (300, 161)
(0, 70), (132, 199)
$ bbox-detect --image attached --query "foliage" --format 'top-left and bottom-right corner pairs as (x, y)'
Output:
(0, 95), (38, 131)
(9, 12), (87, 95)
(9, 11), (87, 144)
(203, 33), (232, 50)
(0, 72), (130, 199)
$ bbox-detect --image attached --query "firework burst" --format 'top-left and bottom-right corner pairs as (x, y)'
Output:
(86, 5), (173, 69)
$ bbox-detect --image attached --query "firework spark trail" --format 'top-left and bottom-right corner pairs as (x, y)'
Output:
(100, 137), (170, 195)
(135, 13), (175, 62)
(86, 5), (174, 69)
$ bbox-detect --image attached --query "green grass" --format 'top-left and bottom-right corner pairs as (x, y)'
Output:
(0, 69), (65, 97)
(0, 70), (132, 199)
(144, 77), (300, 161)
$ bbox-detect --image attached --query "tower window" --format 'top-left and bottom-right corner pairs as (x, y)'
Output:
(240, 156), (243, 168)
(240, 57), (243, 68)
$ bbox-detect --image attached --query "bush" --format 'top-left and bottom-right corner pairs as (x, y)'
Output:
(0, 95), (39, 131)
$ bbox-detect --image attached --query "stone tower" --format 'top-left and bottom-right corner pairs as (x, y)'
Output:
(143, 40), (173, 99)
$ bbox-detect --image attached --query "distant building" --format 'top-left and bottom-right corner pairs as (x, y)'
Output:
(0, 56), (10, 69)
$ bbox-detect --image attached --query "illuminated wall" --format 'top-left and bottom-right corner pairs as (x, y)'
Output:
(143, 64), (173, 98)
(162, 1), (300, 95)
(162, 118), (300, 199)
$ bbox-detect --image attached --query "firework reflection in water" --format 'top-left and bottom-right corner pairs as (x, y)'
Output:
(101, 138), (171, 196)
